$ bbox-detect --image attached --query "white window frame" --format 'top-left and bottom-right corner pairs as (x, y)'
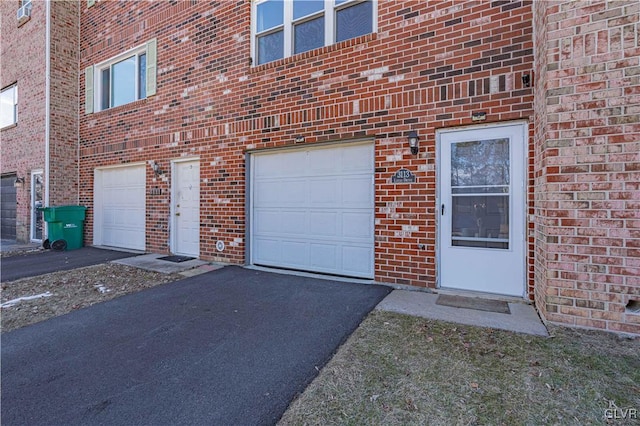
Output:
(251, 0), (377, 66)
(93, 44), (147, 112)
(0, 84), (18, 129)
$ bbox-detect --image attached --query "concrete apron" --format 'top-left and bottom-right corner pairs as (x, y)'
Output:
(112, 253), (216, 276)
(376, 290), (549, 336)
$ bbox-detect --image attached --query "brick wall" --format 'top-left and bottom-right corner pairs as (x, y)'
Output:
(49, 0), (80, 207)
(0, 0), (47, 242)
(79, 1), (535, 290)
(534, 0), (640, 334)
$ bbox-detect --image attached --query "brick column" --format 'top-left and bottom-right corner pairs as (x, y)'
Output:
(534, 0), (640, 334)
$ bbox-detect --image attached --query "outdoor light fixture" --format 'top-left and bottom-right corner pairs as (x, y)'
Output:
(294, 135), (305, 143)
(13, 177), (25, 188)
(407, 131), (419, 155)
(522, 73), (531, 87)
(152, 161), (164, 176)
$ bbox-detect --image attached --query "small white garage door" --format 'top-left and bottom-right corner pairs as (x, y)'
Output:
(94, 165), (146, 251)
(251, 143), (374, 278)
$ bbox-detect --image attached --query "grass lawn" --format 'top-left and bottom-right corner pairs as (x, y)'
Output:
(279, 311), (640, 425)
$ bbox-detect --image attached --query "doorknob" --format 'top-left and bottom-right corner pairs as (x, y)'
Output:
(175, 212), (180, 216)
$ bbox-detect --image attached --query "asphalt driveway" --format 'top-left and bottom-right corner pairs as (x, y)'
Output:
(1, 246), (140, 282)
(1, 266), (391, 425)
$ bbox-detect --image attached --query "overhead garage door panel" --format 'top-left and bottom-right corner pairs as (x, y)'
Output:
(1, 175), (17, 240)
(96, 166), (145, 251)
(252, 143), (374, 278)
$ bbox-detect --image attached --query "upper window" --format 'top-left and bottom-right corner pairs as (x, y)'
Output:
(85, 39), (157, 114)
(253, 0), (375, 65)
(0, 85), (18, 129)
(99, 51), (147, 111)
(17, 0), (32, 25)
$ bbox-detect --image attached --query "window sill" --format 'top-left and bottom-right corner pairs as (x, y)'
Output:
(17, 15), (30, 28)
(90, 98), (148, 117)
(251, 32), (377, 73)
(1, 123), (17, 131)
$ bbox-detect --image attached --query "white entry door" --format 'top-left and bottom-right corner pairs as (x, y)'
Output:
(438, 122), (526, 297)
(172, 159), (200, 257)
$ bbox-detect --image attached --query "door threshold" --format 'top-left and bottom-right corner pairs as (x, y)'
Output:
(437, 287), (531, 304)
(245, 265), (376, 285)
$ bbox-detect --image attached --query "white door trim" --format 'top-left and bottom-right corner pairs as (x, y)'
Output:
(170, 157), (200, 257)
(436, 121), (528, 297)
(30, 169), (44, 242)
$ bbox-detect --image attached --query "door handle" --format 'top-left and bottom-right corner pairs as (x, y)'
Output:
(441, 204), (445, 216)
(175, 212), (180, 216)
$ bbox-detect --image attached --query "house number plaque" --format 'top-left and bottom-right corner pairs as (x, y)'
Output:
(391, 168), (416, 183)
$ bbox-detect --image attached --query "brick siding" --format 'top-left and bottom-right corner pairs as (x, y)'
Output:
(0, 0), (47, 242)
(0, 0), (79, 243)
(533, 0), (640, 334)
(49, 1), (80, 207)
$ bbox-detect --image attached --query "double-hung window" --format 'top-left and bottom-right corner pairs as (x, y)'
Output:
(99, 51), (146, 110)
(85, 39), (157, 114)
(253, 0), (376, 65)
(0, 85), (18, 129)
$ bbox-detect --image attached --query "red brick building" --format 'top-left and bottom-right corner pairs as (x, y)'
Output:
(3, 0), (636, 334)
(80, 0), (536, 288)
(0, 0), (79, 243)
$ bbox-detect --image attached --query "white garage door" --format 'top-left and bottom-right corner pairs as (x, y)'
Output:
(251, 143), (374, 278)
(94, 165), (146, 250)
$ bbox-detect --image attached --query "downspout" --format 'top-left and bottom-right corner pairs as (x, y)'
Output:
(76, 0), (80, 205)
(44, 0), (51, 209)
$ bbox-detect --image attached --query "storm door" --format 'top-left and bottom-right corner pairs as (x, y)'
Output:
(438, 123), (526, 297)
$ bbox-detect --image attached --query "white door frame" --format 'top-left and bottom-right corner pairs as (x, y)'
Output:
(30, 169), (44, 242)
(436, 121), (528, 297)
(170, 157), (200, 257)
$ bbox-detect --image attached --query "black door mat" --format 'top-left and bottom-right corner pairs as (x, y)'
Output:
(157, 255), (196, 263)
(436, 294), (511, 314)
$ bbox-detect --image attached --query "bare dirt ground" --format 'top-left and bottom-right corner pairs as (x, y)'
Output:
(1, 260), (182, 333)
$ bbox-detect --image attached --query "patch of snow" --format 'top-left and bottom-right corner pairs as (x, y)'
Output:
(95, 285), (111, 294)
(1, 292), (53, 308)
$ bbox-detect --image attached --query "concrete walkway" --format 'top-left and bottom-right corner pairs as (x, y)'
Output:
(377, 289), (548, 336)
(113, 253), (210, 275)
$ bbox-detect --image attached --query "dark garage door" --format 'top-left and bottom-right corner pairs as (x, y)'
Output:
(1, 175), (17, 240)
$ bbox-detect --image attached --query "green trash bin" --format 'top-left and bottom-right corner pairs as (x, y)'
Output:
(41, 205), (87, 251)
